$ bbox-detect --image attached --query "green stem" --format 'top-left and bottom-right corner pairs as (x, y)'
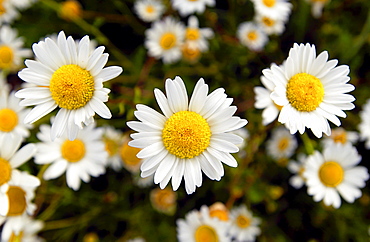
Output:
(301, 132), (315, 155)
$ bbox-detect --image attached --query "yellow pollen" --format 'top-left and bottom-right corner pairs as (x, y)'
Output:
(0, 158), (11, 186)
(262, 0), (276, 7)
(194, 225), (218, 242)
(120, 141), (142, 166)
(60, 0), (83, 21)
(0, 108), (18, 132)
(277, 137), (289, 151)
(50, 64), (94, 110)
(7, 186), (27, 216)
(236, 214), (251, 228)
(0, 45), (14, 69)
(247, 31), (258, 41)
(186, 28), (200, 41)
(319, 161), (344, 187)
(262, 17), (275, 27)
(146, 5), (154, 13)
(286, 73), (324, 112)
(162, 111), (211, 159)
(61, 139), (86, 163)
(160, 33), (177, 50)
(104, 138), (119, 157)
(9, 231), (24, 242)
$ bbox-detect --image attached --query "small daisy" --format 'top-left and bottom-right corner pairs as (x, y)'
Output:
(358, 99), (370, 149)
(127, 76), (248, 194)
(0, 1), (20, 25)
(287, 153), (307, 189)
(322, 127), (359, 147)
(120, 136), (143, 173)
(267, 43), (355, 138)
(150, 187), (177, 215)
(134, 0), (165, 23)
(254, 14), (287, 36)
(176, 205), (230, 242)
(1, 215), (44, 242)
(145, 17), (185, 64)
(34, 122), (108, 191)
(306, 0), (330, 18)
(228, 204), (261, 242)
(185, 15), (214, 52)
(266, 126), (297, 161)
(237, 22), (268, 51)
(102, 125), (124, 171)
(251, 0), (292, 20)
(171, 0), (215, 17)
(15, 31), (123, 141)
(303, 142), (369, 208)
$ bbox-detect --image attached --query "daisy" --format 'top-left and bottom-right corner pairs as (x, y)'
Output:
(228, 205), (261, 242)
(266, 126), (297, 161)
(120, 136), (143, 173)
(0, 1), (20, 25)
(176, 205), (230, 242)
(185, 15), (214, 52)
(127, 76), (248, 194)
(145, 17), (185, 64)
(237, 22), (268, 52)
(171, 0), (215, 17)
(322, 127), (359, 147)
(150, 187), (177, 215)
(287, 153), (307, 189)
(15, 31), (123, 141)
(102, 125), (124, 171)
(1, 215), (44, 242)
(181, 42), (202, 63)
(267, 43), (355, 138)
(134, 0), (165, 23)
(358, 99), (370, 149)
(306, 0), (330, 18)
(254, 14), (287, 36)
(251, 0), (292, 20)
(303, 142), (369, 208)
(34, 122), (108, 191)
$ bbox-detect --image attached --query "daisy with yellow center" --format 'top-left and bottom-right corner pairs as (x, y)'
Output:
(267, 43), (355, 138)
(134, 0), (165, 22)
(102, 125), (124, 172)
(228, 205), (261, 241)
(266, 126), (297, 161)
(127, 76), (247, 194)
(287, 153), (307, 189)
(15, 31), (123, 141)
(150, 187), (177, 215)
(322, 127), (359, 148)
(185, 15), (214, 52)
(306, 0), (330, 18)
(34, 122), (108, 191)
(176, 205), (229, 242)
(0, 0), (19, 25)
(1, 215), (44, 242)
(171, 0), (215, 16)
(145, 17), (185, 64)
(237, 22), (268, 51)
(251, 0), (292, 20)
(254, 13), (287, 36)
(303, 142), (369, 208)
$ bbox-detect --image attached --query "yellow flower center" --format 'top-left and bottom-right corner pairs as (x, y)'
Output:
(120, 141), (142, 166)
(60, 0), (82, 21)
(162, 111), (211, 159)
(319, 161), (344, 187)
(159, 33), (177, 50)
(0, 158), (11, 186)
(298, 166), (305, 178)
(182, 44), (201, 62)
(332, 131), (347, 144)
(0, 45), (14, 69)
(247, 31), (258, 41)
(7, 186), (27, 216)
(61, 139), (86, 163)
(146, 5), (154, 13)
(151, 188), (176, 211)
(9, 231), (24, 242)
(277, 137), (289, 151)
(262, 16), (275, 27)
(209, 209), (229, 221)
(236, 214), (251, 228)
(194, 225), (218, 242)
(0, 108), (18, 132)
(186, 28), (200, 41)
(286, 73), (324, 112)
(262, 0), (276, 7)
(104, 138), (119, 157)
(50, 64), (94, 110)
(0, 1), (5, 16)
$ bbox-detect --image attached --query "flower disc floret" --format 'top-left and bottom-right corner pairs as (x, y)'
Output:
(194, 225), (218, 242)
(7, 186), (27, 216)
(319, 161), (344, 187)
(236, 215), (251, 228)
(61, 139), (86, 163)
(0, 108), (18, 132)
(0, 158), (11, 185)
(160, 33), (177, 50)
(0, 45), (13, 69)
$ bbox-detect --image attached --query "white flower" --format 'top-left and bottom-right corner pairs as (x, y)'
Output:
(267, 43), (355, 138)
(267, 126), (297, 160)
(1, 215), (44, 242)
(228, 205), (261, 242)
(127, 76), (248, 194)
(145, 17), (185, 64)
(358, 99), (370, 149)
(176, 205), (230, 242)
(15, 31), (123, 141)
(237, 22), (268, 51)
(254, 14), (287, 36)
(303, 142), (369, 208)
(134, 0), (165, 22)
(251, 0), (292, 20)
(306, 0), (330, 18)
(102, 125), (124, 171)
(322, 127), (359, 148)
(287, 153), (307, 189)
(34, 122), (108, 191)
(185, 15), (214, 52)
(171, 0), (215, 17)
(0, 1), (20, 25)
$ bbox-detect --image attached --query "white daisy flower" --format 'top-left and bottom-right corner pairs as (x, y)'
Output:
(102, 125), (124, 171)
(287, 153), (307, 189)
(251, 0), (292, 20)
(171, 0), (215, 17)
(267, 43), (355, 138)
(34, 122), (108, 191)
(322, 127), (359, 148)
(303, 142), (369, 208)
(127, 76), (248, 194)
(254, 14), (287, 36)
(358, 99), (370, 149)
(0, 1), (20, 25)
(145, 17), (185, 64)
(306, 0), (330, 18)
(1, 215), (44, 242)
(266, 126), (297, 161)
(120, 135), (143, 174)
(237, 22), (268, 52)
(0, 25), (32, 71)
(228, 204), (261, 242)
(185, 15), (214, 52)
(15, 31), (123, 141)
(176, 205), (230, 242)
(134, 0), (165, 22)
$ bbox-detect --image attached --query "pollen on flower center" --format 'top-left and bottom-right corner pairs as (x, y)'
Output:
(49, 64), (94, 110)
(0, 158), (11, 186)
(236, 215), (251, 228)
(262, 17), (275, 27)
(332, 132), (347, 144)
(162, 111), (211, 159)
(7, 186), (27, 216)
(0, 108), (18, 132)
(319, 161), (344, 187)
(194, 225), (218, 242)
(286, 73), (324, 112)
(277, 137), (289, 151)
(146, 5), (154, 13)
(262, 0), (276, 7)
(160, 33), (177, 50)
(186, 28), (200, 40)
(61, 139), (86, 163)
(0, 45), (14, 69)
(247, 31), (258, 41)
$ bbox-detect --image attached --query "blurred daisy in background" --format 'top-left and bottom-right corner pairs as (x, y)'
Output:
(120, 135), (143, 174)
(254, 14), (287, 36)
(251, 0), (292, 20)
(185, 15), (214, 52)
(150, 187), (177, 215)
(228, 204), (261, 242)
(358, 99), (370, 149)
(145, 17), (185, 64)
(306, 0), (330, 18)
(34, 122), (108, 191)
(267, 43), (355, 138)
(267, 126), (297, 163)
(1, 215), (44, 242)
(287, 153), (307, 189)
(171, 0), (215, 17)
(181, 42), (202, 63)
(208, 202), (230, 223)
(134, 0), (165, 23)
(127, 76), (248, 194)
(237, 22), (268, 51)
(322, 127), (359, 147)
(0, 1), (20, 25)
(303, 142), (369, 208)
(15, 31), (123, 141)
(102, 125), (124, 172)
